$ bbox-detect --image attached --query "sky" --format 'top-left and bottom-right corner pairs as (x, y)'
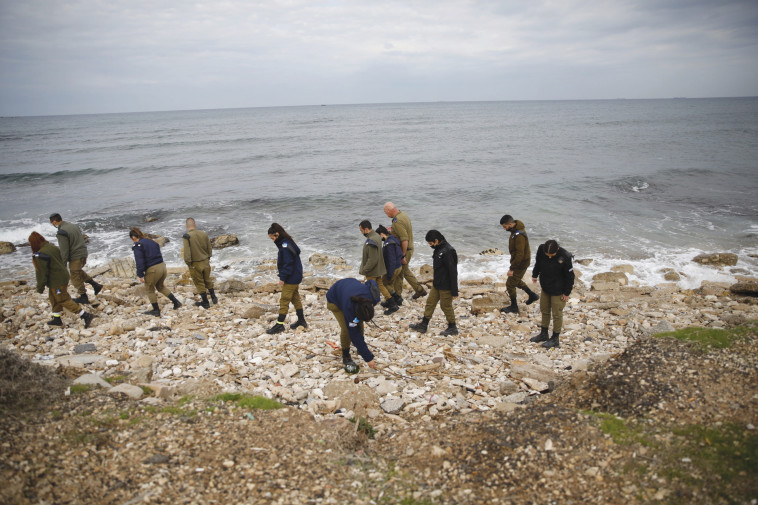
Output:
(1, 0), (757, 116)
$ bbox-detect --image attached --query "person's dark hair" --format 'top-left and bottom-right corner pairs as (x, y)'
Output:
(425, 229), (445, 243)
(268, 223), (294, 243)
(49, 213), (62, 223)
(129, 227), (146, 240)
(500, 214), (514, 225)
(359, 220), (372, 230)
(350, 296), (375, 321)
(544, 240), (560, 255)
(376, 225), (389, 236)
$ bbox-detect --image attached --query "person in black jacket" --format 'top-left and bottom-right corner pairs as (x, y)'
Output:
(266, 223), (307, 334)
(410, 230), (459, 336)
(530, 239), (575, 348)
(130, 227), (182, 316)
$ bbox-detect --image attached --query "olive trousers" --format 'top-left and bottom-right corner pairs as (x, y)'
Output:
(506, 268), (529, 298)
(68, 257), (93, 295)
(393, 249), (424, 295)
(423, 287), (456, 324)
(144, 263), (171, 303)
(327, 302), (363, 351)
(540, 292), (567, 333)
(279, 283), (303, 315)
(48, 285), (81, 314)
(189, 259), (213, 293)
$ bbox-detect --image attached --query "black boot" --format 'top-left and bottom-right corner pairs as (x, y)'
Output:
(47, 316), (63, 327)
(342, 349), (359, 373)
(500, 296), (519, 314)
(144, 302), (161, 316)
(440, 323), (458, 336)
(409, 317), (429, 333)
(412, 287), (428, 300)
(542, 332), (560, 348)
(530, 327), (549, 343)
(290, 309), (308, 329)
(87, 279), (103, 296)
(267, 314), (286, 334)
(168, 293), (182, 310)
(80, 312), (94, 329)
(194, 293), (210, 309)
(209, 288), (218, 305)
(383, 298), (399, 315)
(524, 287), (539, 306)
(73, 293), (90, 305)
(392, 292), (403, 306)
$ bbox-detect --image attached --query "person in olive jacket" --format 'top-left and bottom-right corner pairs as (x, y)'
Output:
(30, 231), (94, 328)
(182, 217), (216, 309)
(130, 227), (182, 316)
(359, 220), (398, 315)
(49, 213), (103, 304)
(409, 230), (459, 336)
(530, 239), (575, 349)
(266, 223), (307, 334)
(500, 214), (539, 314)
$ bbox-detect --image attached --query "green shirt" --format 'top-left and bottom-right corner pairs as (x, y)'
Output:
(182, 229), (213, 264)
(34, 242), (70, 293)
(391, 211), (414, 253)
(359, 230), (387, 278)
(56, 221), (88, 264)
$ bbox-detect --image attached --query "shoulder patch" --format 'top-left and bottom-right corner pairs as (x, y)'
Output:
(56, 229), (69, 237)
(282, 243), (287, 248)
(182, 233), (190, 240)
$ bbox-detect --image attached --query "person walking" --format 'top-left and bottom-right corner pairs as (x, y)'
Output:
(266, 223), (307, 334)
(376, 225), (404, 310)
(383, 202), (427, 300)
(500, 214), (539, 314)
(30, 232), (94, 328)
(530, 240), (575, 349)
(358, 220), (399, 315)
(326, 278), (381, 373)
(130, 227), (182, 316)
(182, 218), (217, 309)
(49, 213), (103, 304)
(409, 230), (459, 336)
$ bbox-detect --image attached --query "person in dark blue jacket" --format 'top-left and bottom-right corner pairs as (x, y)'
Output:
(376, 225), (403, 313)
(326, 278), (381, 372)
(130, 227), (182, 316)
(266, 223), (306, 334)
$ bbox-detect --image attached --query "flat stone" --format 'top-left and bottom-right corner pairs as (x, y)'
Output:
(509, 361), (557, 384)
(73, 343), (97, 354)
(499, 380), (520, 395)
(591, 282), (621, 291)
(730, 279), (758, 296)
(308, 253), (346, 266)
(692, 252), (738, 267)
(243, 305), (267, 319)
(646, 320), (675, 335)
(522, 377), (550, 392)
(73, 373), (111, 389)
(476, 334), (507, 348)
(380, 397), (405, 414)
(592, 272), (628, 285)
(55, 354), (108, 368)
(611, 264), (634, 275)
(576, 258), (594, 266)
(108, 383), (144, 400)
(142, 383), (174, 399)
(281, 363), (299, 378)
(375, 381), (397, 396)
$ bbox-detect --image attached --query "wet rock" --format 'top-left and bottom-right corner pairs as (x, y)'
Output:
(729, 279), (758, 297)
(211, 234), (239, 249)
(611, 264), (634, 275)
(145, 234), (169, 247)
(73, 373), (111, 389)
(479, 248), (504, 256)
(143, 216), (159, 223)
(692, 252), (738, 267)
(592, 272), (628, 285)
(0, 241), (17, 255)
(73, 343), (97, 354)
(108, 383), (144, 400)
(663, 270), (681, 282)
(576, 258), (594, 266)
(380, 397), (405, 414)
(309, 253), (346, 267)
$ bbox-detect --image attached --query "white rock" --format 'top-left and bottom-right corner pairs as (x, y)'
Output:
(73, 373), (112, 389)
(281, 363), (299, 378)
(108, 383), (144, 400)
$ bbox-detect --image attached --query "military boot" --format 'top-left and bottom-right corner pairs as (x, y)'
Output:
(542, 332), (560, 348)
(392, 292), (404, 306)
(409, 317), (429, 333)
(87, 279), (104, 296)
(342, 349), (359, 374)
(383, 298), (399, 315)
(194, 293), (210, 309)
(209, 288), (218, 305)
(524, 287), (540, 305)
(47, 316), (63, 327)
(412, 287), (428, 300)
(80, 312), (95, 329)
(290, 309), (308, 330)
(267, 314), (287, 334)
(501, 297), (519, 314)
(440, 323), (458, 336)
(530, 327), (549, 343)
(168, 293), (182, 310)
(73, 293), (90, 305)
(144, 302), (161, 317)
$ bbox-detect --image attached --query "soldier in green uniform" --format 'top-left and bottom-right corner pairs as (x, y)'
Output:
(29, 231), (94, 328)
(500, 214), (539, 314)
(358, 220), (399, 315)
(383, 202), (427, 300)
(49, 213), (103, 304)
(182, 218), (217, 309)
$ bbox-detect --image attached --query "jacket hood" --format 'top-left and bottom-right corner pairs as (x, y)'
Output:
(513, 220), (526, 232)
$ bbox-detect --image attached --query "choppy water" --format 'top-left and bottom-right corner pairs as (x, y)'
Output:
(1, 99), (757, 287)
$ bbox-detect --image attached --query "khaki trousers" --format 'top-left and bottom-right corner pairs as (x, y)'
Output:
(144, 263), (170, 303)
(69, 257), (92, 295)
(506, 268), (528, 298)
(48, 285), (81, 314)
(189, 259), (213, 293)
(385, 267), (402, 294)
(393, 249), (423, 295)
(279, 283), (303, 314)
(540, 292), (567, 333)
(423, 287), (456, 324)
(365, 276), (392, 300)
(327, 302), (363, 351)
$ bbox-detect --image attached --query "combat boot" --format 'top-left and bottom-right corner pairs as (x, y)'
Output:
(194, 293), (210, 309)
(80, 312), (95, 329)
(73, 293), (90, 305)
(47, 316), (63, 327)
(168, 293), (182, 310)
(409, 317), (429, 333)
(290, 309), (308, 330)
(383, 298), (399, 315)
(209, 288), (218, 305)
(440, 323), (458, 336)
(342, 349), (359, 374)
(501, 297), (519, 314)
(87, 279), (104, 296)
(144, 302), (161, 317)
(392, 292), (403, 306)
(530, 327), (549, 343)
(267, 314), (286, 334)
(412, 287), (428, 300)
(524, 287), (540, 305)
(542, 332), (560, 348)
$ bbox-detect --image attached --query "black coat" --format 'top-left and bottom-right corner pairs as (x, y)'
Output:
(531, 245), (575, 296)
(432, 241), (458, 296)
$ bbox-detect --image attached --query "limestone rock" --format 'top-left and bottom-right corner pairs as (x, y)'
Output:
(662, 269), (681, 282)
(692, 252), (738, 267)
(211, 234), (239, 249)
(145, 234), (169, 247)
(101, 257), (137, 279)
(143, 216), (159, 223)
(499, 380), (520, 395)
(591, 282), (621, 291)
(73, 343), (97, 354)
(646, 320), (675, 335)
(309, 253), (346, 267)
(0, 241), (17, 255)
(592, 272), (628, 285)
(576, 258), (594, 266)
(243, 305), (267, 319)
(73, 373), (111, 389)
(281, 363), (299, 378)
(142, 383), (174, 399)
(471, 295), (507, 315)
(109, 383), (144, 400)
(729, 279), (758, 296)
(380, 397), (405, 414)
(55, 354), (108, 368)
(509, 361), (557, 385)
(611, 264), (634, 275)
(216, 279), (247, 293)
(479, 248), (504, 256)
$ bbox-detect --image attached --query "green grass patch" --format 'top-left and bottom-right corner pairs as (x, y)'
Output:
(211, 393), (283, 410)
(654, 323), (754, 351)
(139, 385), (153, 396)
(583, 411), (655, 447)
(178, 395), (195, 406)
(104, 375), (127, 385)
(69, 384), (93, 394)
(349, 417), (376, 439)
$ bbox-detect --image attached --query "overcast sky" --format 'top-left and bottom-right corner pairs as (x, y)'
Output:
(1, 0), (757, 116)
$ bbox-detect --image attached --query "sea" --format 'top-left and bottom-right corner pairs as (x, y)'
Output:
(1, 98), (757, 288)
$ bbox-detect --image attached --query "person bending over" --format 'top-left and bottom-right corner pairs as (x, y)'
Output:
(326, 278), (381, 373)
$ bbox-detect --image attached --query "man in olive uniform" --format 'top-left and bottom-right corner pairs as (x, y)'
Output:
(500, 214), (539, 314)
(358, 220), (399, 315)
(49, 213), (103, 304)
(182, 218), (217, 309)
(383, 202), (427, 300)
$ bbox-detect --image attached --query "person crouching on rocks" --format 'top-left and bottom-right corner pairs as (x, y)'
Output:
(30, 231), (94, 328)
(409, 230), (459, 336)
(130, 227), (182, 316)
(326, 278), (381, 373)
(530, 239), (575, 349)
(266, 223), (307, 334)
(376, 225), (404, 314)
